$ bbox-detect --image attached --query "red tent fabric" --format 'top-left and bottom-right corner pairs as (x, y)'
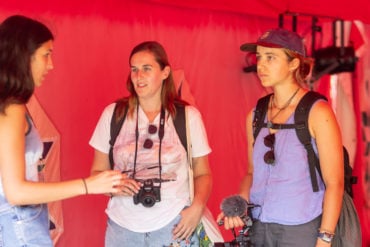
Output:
(1, 1), (369, 246)
(149, 0), (370, 24)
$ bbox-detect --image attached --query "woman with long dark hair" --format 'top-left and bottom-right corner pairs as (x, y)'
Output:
(0, 15), (123, 246)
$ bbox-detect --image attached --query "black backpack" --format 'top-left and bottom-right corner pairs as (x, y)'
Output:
(108, 99), (187, 169)
(252, 91), (357, 197)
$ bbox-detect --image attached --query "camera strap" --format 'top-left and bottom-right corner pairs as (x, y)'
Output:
(132, 104), (165, 188)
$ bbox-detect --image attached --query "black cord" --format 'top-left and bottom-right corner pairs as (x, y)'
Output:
(132, 104), (165, 188)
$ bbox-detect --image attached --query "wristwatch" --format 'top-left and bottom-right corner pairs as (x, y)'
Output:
(317, 231), (335, 243)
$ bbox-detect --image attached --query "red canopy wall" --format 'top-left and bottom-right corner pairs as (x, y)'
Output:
(1, 0), (369, 246)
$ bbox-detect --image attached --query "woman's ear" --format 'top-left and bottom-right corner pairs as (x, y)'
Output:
(289, 58), (300, 71)
(162, 66), (171, 79)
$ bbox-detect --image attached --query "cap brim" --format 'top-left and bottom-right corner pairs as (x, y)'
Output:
(240, 43), (257, 52)
(240, 41), (284, 52)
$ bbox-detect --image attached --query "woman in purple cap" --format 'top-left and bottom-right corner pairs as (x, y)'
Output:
(218, 29), (344, 246)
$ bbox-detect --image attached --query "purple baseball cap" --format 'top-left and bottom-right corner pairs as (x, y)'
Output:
(240, 28), (306, 57)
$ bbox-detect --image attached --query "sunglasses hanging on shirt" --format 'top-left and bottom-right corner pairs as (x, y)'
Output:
(143, 124), (158, 149)
(263, 133), (275, 165)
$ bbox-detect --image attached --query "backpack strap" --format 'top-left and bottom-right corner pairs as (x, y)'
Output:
(253, 94), (272, 140)
(173, 103), (187, 153)
(109, 99), (128, 169)
(294, 91), (327, 192)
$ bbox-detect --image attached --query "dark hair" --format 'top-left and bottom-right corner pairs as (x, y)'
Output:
(122, 41), (186, 119)
(0, 15), (54, 113)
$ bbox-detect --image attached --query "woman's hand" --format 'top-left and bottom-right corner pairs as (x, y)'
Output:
(217, 211), (245, 230)
(84, 170), (124, 195)
(172, 205), (202, 241)
(110, 173), (141, 196)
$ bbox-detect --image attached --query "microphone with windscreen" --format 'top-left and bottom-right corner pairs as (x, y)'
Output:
(218, 195), (254, 226)
(215, 195), (257, 246)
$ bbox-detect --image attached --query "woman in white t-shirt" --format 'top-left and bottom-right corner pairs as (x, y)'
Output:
(89, 41), (212, 247)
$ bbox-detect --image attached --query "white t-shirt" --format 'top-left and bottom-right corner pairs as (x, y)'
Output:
(89, 104), (211, 232)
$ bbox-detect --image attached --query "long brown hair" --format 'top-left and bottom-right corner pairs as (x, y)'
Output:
(120, 41), (187, 119)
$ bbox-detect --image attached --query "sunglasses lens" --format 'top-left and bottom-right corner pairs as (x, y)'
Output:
(264, 151), (275, 164)
(143, 139), (154, 149)
(148, 125), (157, 134)
(264, 134), (275, 147)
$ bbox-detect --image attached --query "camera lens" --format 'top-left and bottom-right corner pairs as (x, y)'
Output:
(133, 179), (160, 207)
(142, 195), (156, 207)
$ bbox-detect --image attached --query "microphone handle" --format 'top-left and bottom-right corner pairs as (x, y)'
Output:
(218, 213), (248, 226)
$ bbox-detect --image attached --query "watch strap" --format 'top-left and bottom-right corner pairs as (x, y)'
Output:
(317, 231), (335, 243)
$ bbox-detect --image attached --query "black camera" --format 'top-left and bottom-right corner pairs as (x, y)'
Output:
(215, 223), (253, 247)
(133, 179), (161, 207)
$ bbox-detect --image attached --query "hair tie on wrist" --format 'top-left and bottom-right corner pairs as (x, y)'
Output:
(318, 228), (335, 235)
(82, 178), (88, 195)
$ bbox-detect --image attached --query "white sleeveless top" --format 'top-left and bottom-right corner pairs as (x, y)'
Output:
(0, 114), (43, 209)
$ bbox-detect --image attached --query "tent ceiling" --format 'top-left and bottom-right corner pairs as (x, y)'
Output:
(148, 0), (370, 24)
(2, 0), (369, 24)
